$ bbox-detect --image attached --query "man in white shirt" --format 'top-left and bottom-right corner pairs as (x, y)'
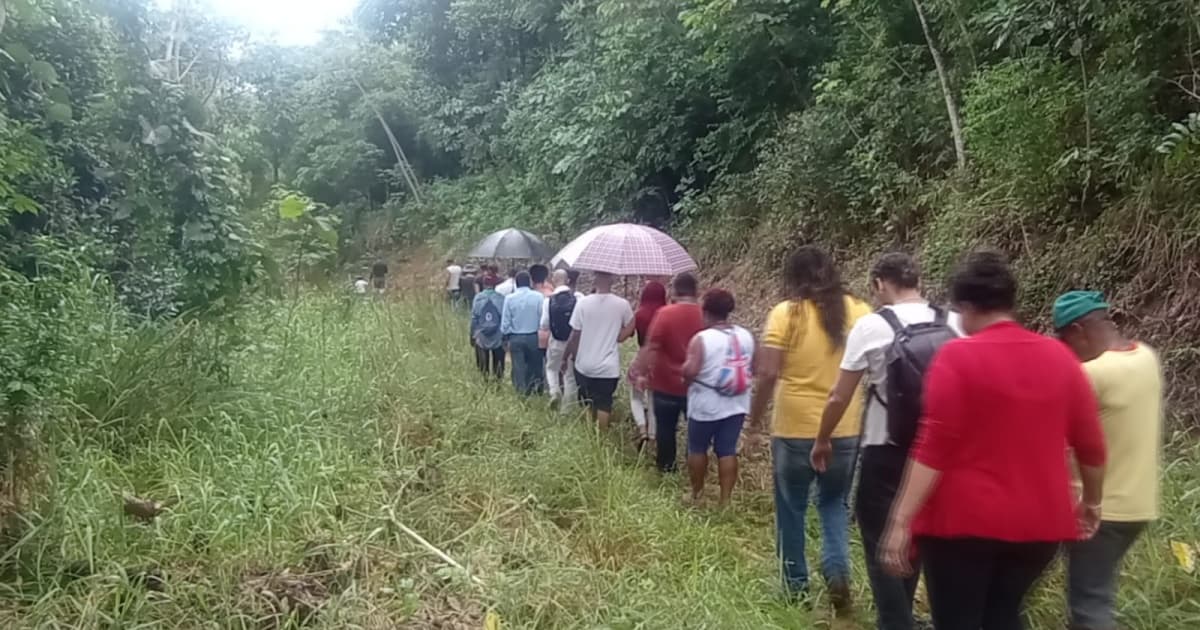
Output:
(445, 258), (463, 304)
(495, 268), (517, 296)
(541, 269), (584, 411)
(811, 252), (961, 630)
(563, 271), (635, 430)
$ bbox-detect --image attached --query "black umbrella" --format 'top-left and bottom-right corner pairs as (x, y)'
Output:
(467, 228), (551, 260)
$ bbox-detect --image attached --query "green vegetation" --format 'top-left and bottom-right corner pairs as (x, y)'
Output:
(2, 0), (1199, 626)
(0, 293), (1196, 627)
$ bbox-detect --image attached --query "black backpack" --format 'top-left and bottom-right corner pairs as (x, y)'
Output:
(874, 306), (959, 450)
(548, 291), (577, 341)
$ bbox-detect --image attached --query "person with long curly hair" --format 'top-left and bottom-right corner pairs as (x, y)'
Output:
(748, 245), (870, 614)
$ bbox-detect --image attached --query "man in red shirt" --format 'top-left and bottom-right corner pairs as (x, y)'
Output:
(636, 272), (705, 473)
(880, 250), (1107, 630)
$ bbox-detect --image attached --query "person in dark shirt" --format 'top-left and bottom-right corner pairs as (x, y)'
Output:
(371, 260), (389, 293)
(459, 266), (478, 307)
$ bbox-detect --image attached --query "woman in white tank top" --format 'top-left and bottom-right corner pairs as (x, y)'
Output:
(681, 289), (755, 507)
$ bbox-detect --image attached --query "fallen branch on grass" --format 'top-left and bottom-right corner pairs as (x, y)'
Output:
(387, 507), (486, 587)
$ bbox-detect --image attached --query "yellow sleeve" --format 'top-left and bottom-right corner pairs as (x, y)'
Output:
(848, 297), (873, 325)
(762, 302), (792, 349)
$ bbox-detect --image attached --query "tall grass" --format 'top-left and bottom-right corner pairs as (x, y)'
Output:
(0, 294), (1196, 628)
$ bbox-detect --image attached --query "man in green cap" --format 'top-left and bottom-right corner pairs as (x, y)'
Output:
(1053, 290), (1163, 630)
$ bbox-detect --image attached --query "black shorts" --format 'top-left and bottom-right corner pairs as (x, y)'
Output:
(575, 371), (619, 413)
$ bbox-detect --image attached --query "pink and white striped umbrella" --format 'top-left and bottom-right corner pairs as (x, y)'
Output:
(552, 223), (697, 276)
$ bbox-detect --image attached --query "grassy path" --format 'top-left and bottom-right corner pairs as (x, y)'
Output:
(1, 295), (1197, 628)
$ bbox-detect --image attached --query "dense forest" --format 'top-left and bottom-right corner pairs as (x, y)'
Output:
(2, 1), (1200, 624)
(5, 0), (1200, 423)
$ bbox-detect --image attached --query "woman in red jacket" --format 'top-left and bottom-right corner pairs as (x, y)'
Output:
(880, 250), (1107, 630)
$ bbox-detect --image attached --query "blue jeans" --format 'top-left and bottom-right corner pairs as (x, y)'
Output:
(507, 333), (544, 395)
(772, 436), (857, 594)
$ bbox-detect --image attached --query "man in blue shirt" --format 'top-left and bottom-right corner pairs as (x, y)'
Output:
(501, 271), (546, 395)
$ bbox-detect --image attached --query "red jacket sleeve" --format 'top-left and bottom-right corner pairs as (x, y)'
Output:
(1067, 362), (1106, 467)
(911, 345), (967, 471)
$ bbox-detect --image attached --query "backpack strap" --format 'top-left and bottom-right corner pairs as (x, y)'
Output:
(930, 304), (947, 325)
(877, 307), (903, 333)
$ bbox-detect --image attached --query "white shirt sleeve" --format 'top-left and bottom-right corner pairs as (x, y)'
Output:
(540, 296), (550, 329)
(569, 297), (584, 331)
(620, 299), (634, 327)
(841, 314), (884, 372)
(947, 310), (966, 336)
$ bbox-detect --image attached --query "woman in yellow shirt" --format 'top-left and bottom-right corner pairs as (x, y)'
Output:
(748, 245), (870, 612)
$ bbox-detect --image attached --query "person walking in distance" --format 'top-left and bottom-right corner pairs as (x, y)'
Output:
(371, 259), (389, 294)
(530, 264), (554, 393)
(812, 252), (961, 630)
(1054, 291), (1162, 630)
(564, 271), (635, 430)
(542, 269), (582, 410)
(879, 251), (1107, 630)
(681, 288), (754, 507)
(747, 245), (870, 613)
(501, 271), (545, 396)
(471, 274), (506, 379)
(446, 258), (464, 304)
(630, 280), (668, 448)
(637, 272), (705, 472)
(458, 265), (478, 308)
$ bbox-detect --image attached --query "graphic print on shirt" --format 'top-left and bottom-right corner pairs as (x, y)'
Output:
(706, 330), (751, 397)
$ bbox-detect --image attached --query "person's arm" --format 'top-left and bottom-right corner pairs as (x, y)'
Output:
(747, 347), (781, 431)
(617, 304), (636, 343)
(539, 297), (550, 331)
(811, 369), (865, 472)
(1071, 362), (1107, 537)
(681, 335), (705, 385)
(563, 329), (581, 365)
(880, 460), (942, 576)
(500, 296), (513, 338)
(470, 296), (482, 337)
(564, 304), (583, 364)
(748, 305), (787, 432)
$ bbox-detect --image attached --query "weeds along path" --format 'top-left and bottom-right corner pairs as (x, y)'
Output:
(0, 295), (807, 629)
(4, 294), (1198, 628)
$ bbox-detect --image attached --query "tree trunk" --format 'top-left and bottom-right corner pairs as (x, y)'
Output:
(911, 0), (967, 170)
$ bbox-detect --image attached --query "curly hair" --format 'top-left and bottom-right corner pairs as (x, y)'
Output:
(784, 245), (848, 349)
(701, 288), (736, 320)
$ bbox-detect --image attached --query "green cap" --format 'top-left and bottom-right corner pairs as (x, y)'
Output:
(1053, 290), (1110, 330)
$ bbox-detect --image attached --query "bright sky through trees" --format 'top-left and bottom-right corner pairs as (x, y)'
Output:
(207, 0), (357, 45)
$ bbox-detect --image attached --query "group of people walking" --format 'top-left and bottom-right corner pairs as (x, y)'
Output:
(453, 246), (1162, 630)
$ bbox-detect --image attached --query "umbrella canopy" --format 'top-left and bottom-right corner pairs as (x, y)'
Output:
(467, 228), (551, 260)
(552, 223), (697, 276)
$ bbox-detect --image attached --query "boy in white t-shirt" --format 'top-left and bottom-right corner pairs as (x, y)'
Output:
(811, 253), (961, 630)
(563, 271), (635, 430)
(445, 258), (463, 304)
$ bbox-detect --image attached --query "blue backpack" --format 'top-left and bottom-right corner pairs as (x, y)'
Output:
(479, 297), (501, 336)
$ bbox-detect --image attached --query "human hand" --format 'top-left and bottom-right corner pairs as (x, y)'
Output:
(636, 375), (649, 390)
(879, 523), (914, 577)
(810, 438), (833, 473)
(1077, 502), (1102, 539)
